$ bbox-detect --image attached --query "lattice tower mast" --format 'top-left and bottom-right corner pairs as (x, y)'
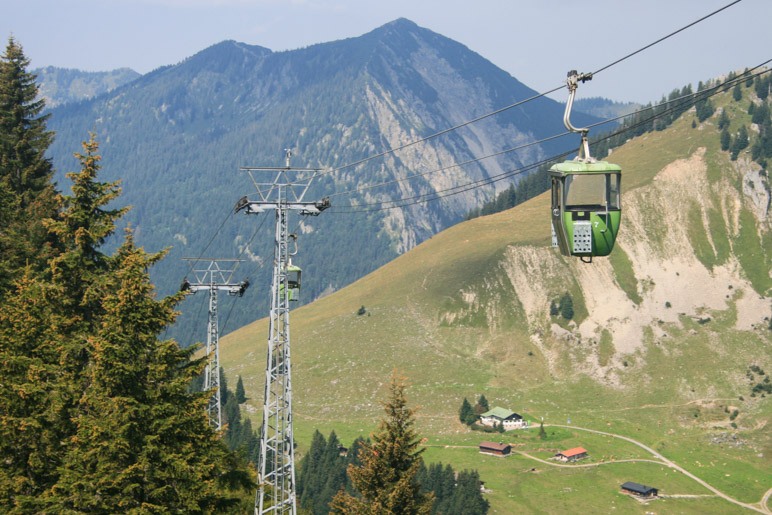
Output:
(235, 150), (329, 515)
(180, 259), (250, 430)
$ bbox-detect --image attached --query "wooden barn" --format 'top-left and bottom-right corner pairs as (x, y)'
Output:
(479, 441), (511, 457)
(621, 481), (659, 498)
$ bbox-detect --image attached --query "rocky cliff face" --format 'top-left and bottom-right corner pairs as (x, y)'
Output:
(472, 139), (770, 387)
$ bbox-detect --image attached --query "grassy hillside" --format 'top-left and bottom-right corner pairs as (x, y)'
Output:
(219, 84), (771, 513)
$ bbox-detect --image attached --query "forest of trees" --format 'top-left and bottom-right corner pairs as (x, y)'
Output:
(0, 37), (254, 512)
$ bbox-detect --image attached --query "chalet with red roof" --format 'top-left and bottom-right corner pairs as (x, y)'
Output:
(555, 447), (588, 462)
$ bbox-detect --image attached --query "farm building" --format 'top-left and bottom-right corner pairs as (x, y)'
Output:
(555, 447), (588, 462)
(621, 482), (659, 498)
(479, 407), (528, 430)
(479, 441), (511, 456)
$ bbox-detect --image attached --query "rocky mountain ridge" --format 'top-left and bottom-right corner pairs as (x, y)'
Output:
(41, 19), (598, 341)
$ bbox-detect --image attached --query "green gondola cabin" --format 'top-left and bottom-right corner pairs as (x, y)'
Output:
(549, 160), (621, 261)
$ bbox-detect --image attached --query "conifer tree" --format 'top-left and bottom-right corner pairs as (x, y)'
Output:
(0, 37), (59, 293)
(721, 127), (732, 151)
(219, 366), (231, 406)
(751, 102), (769, 125)
(45, 134), (127, 321)
(298, 430), (328, 510)
(717, 109), (730, 130)
(317, 431), (348, 513)
(330, 372), (434, 514)
(47, 229), (253, 512)
(695, 97), (715, 122)
(0, 273), (68, 511)
(1, 134), (253, 511)
(477, 394), (490, 412)
(448, 470), (489, 514)
(0, 134), (120, 512)
(459, 397), (475, 425)
(730, 125), (750, 160)
(755, 75), (770, 100)
(418, 462), (488, 515)
(733, 83), (743, 101)
(751, 116), (772, 163)
(236, 374), (247, 403)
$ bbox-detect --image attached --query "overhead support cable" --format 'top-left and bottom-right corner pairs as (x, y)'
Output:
(330, 62), (770, 213)
(591, 0), (743, 76)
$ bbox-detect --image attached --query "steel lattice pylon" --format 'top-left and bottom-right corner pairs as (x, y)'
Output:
(181, 259), (250, 430)
(236, 151), (329, 515)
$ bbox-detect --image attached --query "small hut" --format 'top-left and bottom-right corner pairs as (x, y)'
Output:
(479, 441), (511, 456)
(621, 481), (658, 498)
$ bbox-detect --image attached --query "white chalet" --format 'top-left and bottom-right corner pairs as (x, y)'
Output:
(479, 407), (528, 430)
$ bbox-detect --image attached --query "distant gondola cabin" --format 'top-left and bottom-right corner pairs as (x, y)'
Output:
(281, 264), (302, 302)
(549, 160), (621, 260)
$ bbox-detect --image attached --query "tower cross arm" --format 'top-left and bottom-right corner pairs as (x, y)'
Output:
(237, 196), (331, 216)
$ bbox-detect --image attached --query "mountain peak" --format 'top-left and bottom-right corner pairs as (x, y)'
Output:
(381, 17), (420, 31)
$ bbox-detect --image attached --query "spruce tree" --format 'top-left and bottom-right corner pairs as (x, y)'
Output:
(236, 374), (247, 403)
(753, 117), (772, 162)
(721, 126), (732, 151)
(0, 273), (68, 511)
(317, 431), (348, 513)
(717, 109), (730, 130)
(733, 83), (743, 101)
(730, 125), (750, 160)
(330, 372), (434, 514)
(751, 102), (769, 125)
(0, 37), (59, 294)
(695, 97), (715, 122)
(45, 134), (127, 322)
(47, 230), (253, 512)
(0, 134), (119, 512)
(477, 394), (490, 412)
(21, 134), (251, 511)
(459, 397), (475, 425)
(755, 75), (770, 100)
(448, 470), (489, 515)
(220, 366), (230, 406)
(298, 430), (328, 510)
(435, 464), (457, 514)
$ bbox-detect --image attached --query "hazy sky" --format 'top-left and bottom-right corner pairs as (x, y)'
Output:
(1, 0), (769, 103)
